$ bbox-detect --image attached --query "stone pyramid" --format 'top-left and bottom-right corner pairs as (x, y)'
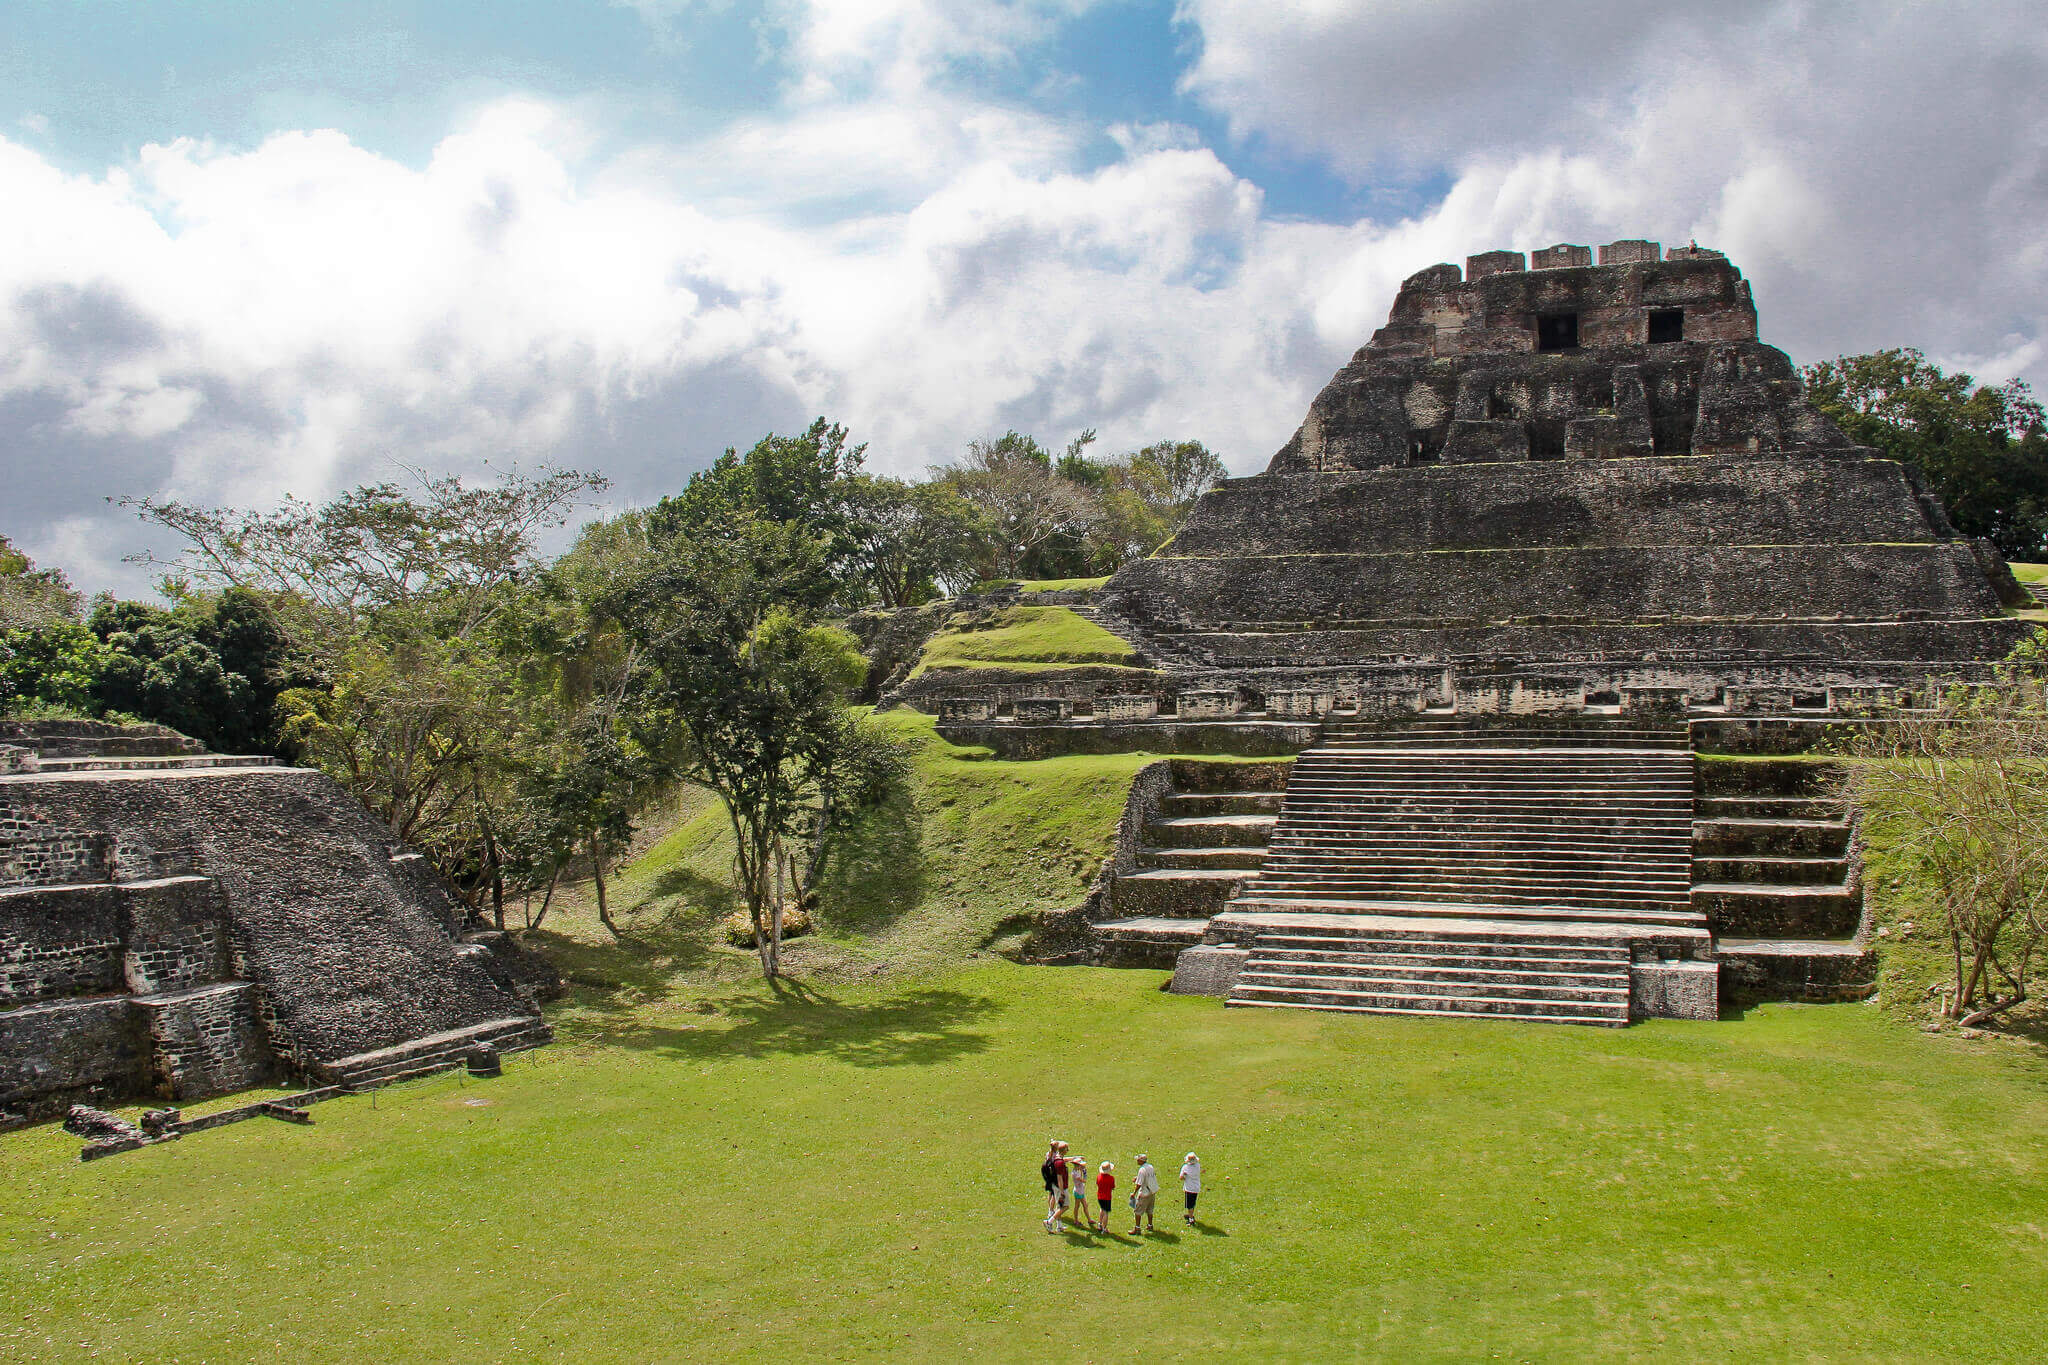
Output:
(1101, 239), (2029, 710)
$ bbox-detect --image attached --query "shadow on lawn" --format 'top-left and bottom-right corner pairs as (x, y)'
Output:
(599, 977), (997, 1068)
(814, 785), (928, 937)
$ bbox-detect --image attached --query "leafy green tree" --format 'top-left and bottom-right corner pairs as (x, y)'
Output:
(87, 589), (297, 755)
(1804, 349), (2048, 557)
(0, 535), (82, 629)
(134, 469), (608, 905)
(650, 418), (866, 570)
(935, 431), (1104, 580)
(620, 515), (868, 977)
(837, 475), (989, 607)
(0, 619), (108, 716)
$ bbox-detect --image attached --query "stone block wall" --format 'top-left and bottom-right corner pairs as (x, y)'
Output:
(0, 884), (127, 1004)
(140, 983), (276, 1099)
(1, 760), (549, 1124)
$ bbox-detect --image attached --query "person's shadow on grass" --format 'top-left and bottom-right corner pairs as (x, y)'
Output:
(1188, 1220), (1227, 1237)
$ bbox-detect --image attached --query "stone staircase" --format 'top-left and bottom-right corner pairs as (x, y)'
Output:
(323, 1016), (552, 1091)
(1071, 600), (1216, 670)
(1692, 757), (1873, 1000)
(1090, 759), (1285, 967)
(1218, 717), (1711, 1022)
(1225, 914), (1633, 1025)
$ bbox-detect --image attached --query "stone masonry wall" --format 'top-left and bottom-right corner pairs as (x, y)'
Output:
(0, 767), (536, 1069)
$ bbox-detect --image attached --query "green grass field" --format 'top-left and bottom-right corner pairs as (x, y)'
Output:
(10, 716), (2048, 1360)
(2006, 561), (2047, 584)
(909, 605), (1141, 676)
(6, 969), (2048, 1361)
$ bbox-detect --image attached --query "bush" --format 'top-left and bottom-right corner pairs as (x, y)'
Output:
(721, 906), (813, 947)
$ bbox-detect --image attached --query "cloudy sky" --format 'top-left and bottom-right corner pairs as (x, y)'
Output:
(4, 1), (2046, 593)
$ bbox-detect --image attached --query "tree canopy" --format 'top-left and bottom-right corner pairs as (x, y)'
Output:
(1804, 349), (2048, 557)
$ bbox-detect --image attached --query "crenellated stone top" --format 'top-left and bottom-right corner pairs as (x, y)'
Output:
(1372, 240), (1757, 362)
(1265, 240), (1843, 475)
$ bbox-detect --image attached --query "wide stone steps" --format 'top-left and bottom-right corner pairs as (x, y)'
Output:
(1692, 818), (1850, 857)
(1697, 796), (1845, 819)
(1144, 814), (1278, 848)
(1317, 730), (1690, 752)
(1694, 855), (1848, 885)
(1136, 846), (1268, 871)
(1110, 867), (1254, 919)
(1228, 922), (1634, 1025)
(325, 1016), (550, 1090)
(1230, 894), (1704, 928)
(1244, 961), (1626, 997)
(1158, 792), (1286, 817)
(32, 754), (279, 773)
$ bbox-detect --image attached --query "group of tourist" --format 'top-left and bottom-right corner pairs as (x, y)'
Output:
(1039, 1141), (1202, 1234)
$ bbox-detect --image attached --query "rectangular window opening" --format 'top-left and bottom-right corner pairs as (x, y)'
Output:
(1407, 428), (1443, 463)
(1527, 421), (1567, 459)
(1648, 309), (1684, 344)
(1536, 313), (1579, 351)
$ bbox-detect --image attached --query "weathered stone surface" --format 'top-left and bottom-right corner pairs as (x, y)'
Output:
(1085, 241), (2026, 707)
(0, 723), (552, 1125)
(1168, 945), (1250, 997)
(1630, 960), (1721, 1020)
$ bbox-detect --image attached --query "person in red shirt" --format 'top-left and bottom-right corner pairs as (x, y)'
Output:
(1093, 1161), (1116, 1233)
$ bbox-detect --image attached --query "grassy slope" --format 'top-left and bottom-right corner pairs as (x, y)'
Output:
(6, 971), (2048, 1361)
(908, 605), (1139, 676)
(533, 711), (1159, 989)
(11, 724), (2048, 1359)
(2006, 561), (2047, 584)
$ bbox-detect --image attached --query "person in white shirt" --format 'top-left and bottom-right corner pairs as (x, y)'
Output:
(1179, 1152), (1202, 1224)
(1130, 1155), (1159, 1234)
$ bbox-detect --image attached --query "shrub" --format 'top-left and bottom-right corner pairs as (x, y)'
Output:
(721, 906), (813, 947)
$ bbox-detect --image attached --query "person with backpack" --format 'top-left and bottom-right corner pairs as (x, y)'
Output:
(1041, 1141), (1065, 1231)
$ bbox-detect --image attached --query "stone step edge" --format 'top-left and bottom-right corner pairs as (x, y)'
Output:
(1224, 997), (1627, 1027)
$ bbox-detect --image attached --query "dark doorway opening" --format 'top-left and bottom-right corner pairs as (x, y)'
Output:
(1527, 421), (1567, 459)
(1648, 309), (1684, 344)
(1408, 428), (1444, 463)
(1537, 313), (1579, 351)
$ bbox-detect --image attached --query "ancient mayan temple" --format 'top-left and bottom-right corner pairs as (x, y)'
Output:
(1099, 238), (2030, 706)
(941, 240), (2035, 1025)
(0, 722), (556, 1126)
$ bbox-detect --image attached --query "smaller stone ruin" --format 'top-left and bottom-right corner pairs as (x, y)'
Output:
(1, 721), (559, 1125)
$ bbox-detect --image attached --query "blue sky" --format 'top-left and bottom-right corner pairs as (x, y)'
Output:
(3, 1), (2045, 591)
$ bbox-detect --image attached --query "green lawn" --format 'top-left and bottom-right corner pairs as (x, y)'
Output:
(909, 605), (1141, 676)
(2006, 561), (2047, 584)
(532, 710), (1160, 983)
(6, 969), (2048, 1361)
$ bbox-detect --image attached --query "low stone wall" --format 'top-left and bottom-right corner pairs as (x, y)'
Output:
(941, 719), (1317, 760)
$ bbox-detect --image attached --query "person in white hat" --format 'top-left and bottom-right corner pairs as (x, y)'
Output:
(1179, 1152), (1202, 1224)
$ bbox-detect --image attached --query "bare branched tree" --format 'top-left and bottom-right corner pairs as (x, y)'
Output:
(1847, 649), (2048, 1024)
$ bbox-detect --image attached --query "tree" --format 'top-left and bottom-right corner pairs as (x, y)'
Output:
(935, 431), (1105, 580)
(650, 419), (867, 582)
(0, 619), (108, 716)
(619, 516), (867, 977)
(1804, 349), (2048, 558)
(1845, 635), (2048, 1024)
(126, 466), (608, 654)
(134, 469), (609, 904)
(0, 535), (82, 629)
(836, 475), (989, 607)
(88, 589), (297, 756)
(1128, 438), (1227, 512)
